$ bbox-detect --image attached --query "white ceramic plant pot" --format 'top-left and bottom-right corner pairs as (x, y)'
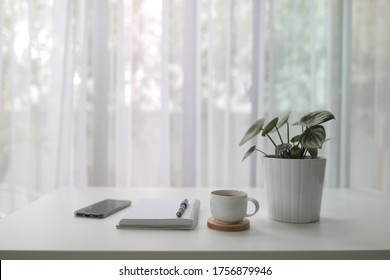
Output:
(263, 157), (326, 223)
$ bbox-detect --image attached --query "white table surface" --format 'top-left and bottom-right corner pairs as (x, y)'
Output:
(0, 187), (390, 259)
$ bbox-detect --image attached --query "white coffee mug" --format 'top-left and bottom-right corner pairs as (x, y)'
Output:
(210, 189), (260, 224)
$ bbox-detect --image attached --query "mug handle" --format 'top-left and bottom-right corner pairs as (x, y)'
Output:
(245, 197), (259, 217)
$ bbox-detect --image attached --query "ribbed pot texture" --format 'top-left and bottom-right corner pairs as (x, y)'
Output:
(263, 157), (326, 223)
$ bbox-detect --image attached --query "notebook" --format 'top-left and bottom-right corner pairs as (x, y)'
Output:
(116, 199), (201, 230)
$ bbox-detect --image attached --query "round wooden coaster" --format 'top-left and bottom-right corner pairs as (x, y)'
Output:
(207, 217), (250, 231)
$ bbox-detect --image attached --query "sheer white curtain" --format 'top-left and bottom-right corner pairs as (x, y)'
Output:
(1, 0), (390, 216)
(349, 0), (390, 192)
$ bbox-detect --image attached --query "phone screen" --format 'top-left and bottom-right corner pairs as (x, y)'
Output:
(74, 199), (131, 218)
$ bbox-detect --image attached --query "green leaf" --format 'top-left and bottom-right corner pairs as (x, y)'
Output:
(308, 148), (318, 159)
(261, 117), (278, 136)
(270, 112), (291, 136)
(275, 143), (292, 157)
(277, 112), (291, 128)
(242, 145), (256, 161)
(290, 146), (303, 159)
(296, 110), (335, 127)
(300, 125), (326, 149)
(290, 135), (301, 143)
(270, 112), (291, 133)
(239, 118), (265, 146)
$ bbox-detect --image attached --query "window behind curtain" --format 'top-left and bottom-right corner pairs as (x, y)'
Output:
(1, 0), (390, 216)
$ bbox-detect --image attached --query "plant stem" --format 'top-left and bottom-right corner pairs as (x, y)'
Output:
(266, 134), (278, 147)
(302, 148), (307, 159)
(256, 149), (268, 156)
(275, 127), (284, 144)
(287, 122), (290, 143)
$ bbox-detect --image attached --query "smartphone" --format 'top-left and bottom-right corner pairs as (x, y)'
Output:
(74, 199), (131, 218)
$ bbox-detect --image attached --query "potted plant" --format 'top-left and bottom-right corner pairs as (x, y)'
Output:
(239, 110), (335, 223)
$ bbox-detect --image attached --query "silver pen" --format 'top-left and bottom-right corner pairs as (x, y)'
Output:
(176, 199), (188, 217)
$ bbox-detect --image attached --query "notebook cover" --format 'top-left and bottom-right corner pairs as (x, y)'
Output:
(116, 199), (200, 230)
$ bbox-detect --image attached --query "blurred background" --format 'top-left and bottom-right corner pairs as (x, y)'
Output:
(1, 0), (390, 216)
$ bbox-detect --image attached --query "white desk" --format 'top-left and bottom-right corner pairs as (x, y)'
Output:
(0, 187), (390, 259)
